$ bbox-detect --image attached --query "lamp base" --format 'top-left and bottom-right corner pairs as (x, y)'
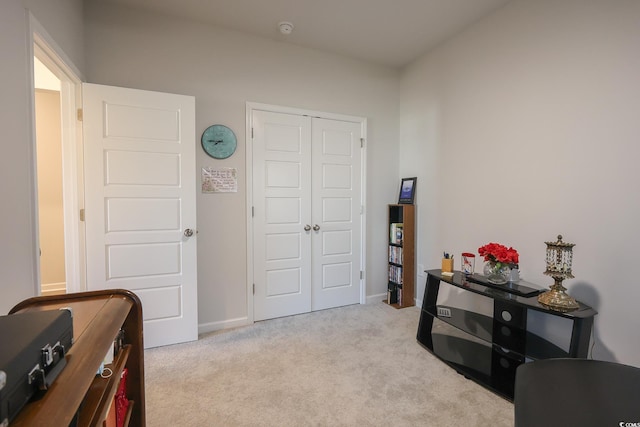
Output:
(538, 282), (579, 312)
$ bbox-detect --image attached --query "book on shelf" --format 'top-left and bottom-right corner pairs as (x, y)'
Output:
(386, 283), (403, 306)
(387, 284), (401, 305)
(390, 223), (403, 245)
(388, 265), (403, 284)
(388, 245), (403, 264)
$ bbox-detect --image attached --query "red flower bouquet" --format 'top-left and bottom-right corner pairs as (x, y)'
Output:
(478, 242), (519, 266)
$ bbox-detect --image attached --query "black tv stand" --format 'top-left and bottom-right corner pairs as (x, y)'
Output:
(416, 270), (597, 400)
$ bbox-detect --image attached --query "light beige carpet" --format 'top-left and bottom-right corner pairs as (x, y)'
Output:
(144, 302), (513, 426)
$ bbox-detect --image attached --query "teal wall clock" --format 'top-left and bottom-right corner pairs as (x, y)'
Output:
(201, 124), (237, 159)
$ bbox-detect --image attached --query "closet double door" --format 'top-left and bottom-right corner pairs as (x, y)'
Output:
(252, 110), (363, 321)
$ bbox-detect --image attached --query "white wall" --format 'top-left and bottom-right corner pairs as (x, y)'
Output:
(0, 0), (36, 314)
(84, 2), (401, 330)
(400, 0), (640, 367)
(0, 0), (83, 314)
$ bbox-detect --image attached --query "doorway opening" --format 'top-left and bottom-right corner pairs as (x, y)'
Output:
(30, 17), (85, 295)
(34, 58), (65, 295)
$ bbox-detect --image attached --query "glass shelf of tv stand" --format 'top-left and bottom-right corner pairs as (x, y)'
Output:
(423, 304), (568, 361)
(426, 317), (522, 400)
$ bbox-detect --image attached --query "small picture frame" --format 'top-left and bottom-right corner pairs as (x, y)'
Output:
(398, 177), (417, 204)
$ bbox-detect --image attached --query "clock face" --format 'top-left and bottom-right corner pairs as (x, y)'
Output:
(201, 125), (237, 159)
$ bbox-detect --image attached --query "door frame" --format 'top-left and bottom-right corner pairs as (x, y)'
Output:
(245, 102), (368, 323)
(28, 13), (85, 295)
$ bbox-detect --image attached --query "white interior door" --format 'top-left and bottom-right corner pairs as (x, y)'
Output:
(83, 83), (198, 348)
(252, 108), (363, 321)
(252, 111), (312, 321)
(311, 118), (362, 310)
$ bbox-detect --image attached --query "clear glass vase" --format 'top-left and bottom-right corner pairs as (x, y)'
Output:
(483, 261), (510, 284)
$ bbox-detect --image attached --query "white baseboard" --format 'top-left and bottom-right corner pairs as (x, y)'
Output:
(198, 316), (251, 336)
(366, 293), (387, 304)
(41, 282), (66, 296)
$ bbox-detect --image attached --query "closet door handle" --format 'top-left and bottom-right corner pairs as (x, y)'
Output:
(304, 224), (311, 231)
(313, 224), (320, 231)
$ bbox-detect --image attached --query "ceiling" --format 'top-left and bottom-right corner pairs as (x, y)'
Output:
(97, 0), (512, 69)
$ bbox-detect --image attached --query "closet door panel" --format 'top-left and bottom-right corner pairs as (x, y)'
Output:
(253, 111), (312, 321)
(311, 118), (362, 311)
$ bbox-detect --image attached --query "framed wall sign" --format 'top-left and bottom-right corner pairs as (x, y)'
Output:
(202, 167), (238, 193)
(398, 177), (417, 204)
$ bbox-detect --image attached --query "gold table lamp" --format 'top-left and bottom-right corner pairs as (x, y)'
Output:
(538, 235), (579, 312)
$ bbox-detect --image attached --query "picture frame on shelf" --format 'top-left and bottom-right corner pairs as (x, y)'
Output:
(398, 177), (417, 204)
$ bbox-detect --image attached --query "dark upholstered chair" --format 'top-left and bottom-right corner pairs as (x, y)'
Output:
(514, 358), (640, 427)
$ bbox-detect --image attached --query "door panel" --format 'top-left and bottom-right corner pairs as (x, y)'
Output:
(253, 111), (312, 321)
(267, 268), (302, 296)
(322, 262), (352, 288)
(105, 151), (180, 185)
(107, 243), (180, 278)
(103, 103), (180, 140)
(323, 198), (351, 222)
(83, 83), (197, 348)
(107, 198), (180, 231)
(135, 286), (182, 320)
(322, 230), (352, 255)
(312, 118), (362, 311)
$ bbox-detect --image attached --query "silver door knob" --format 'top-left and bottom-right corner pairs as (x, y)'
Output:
(184, 228), (194, 237)
(304, 224), (311, 231)
(313, 224), (320, 231)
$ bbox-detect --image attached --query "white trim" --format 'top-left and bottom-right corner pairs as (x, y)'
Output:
(248, 102), (366, 124)
(366, 293), (388, 304)
(359, 117), (368, 306)
(198, 316), (251, 336)
(28, 14), (84, 82)
(245, 105), (255, 324)
(245, 102), (368, 322)
(28, 13), (86, 295)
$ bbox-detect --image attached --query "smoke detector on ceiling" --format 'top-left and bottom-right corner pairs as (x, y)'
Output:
(278, 21), (294, 35)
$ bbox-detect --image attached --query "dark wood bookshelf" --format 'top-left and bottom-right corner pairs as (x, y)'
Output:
(9, 289), (145, 426)
(384, 204), (415, 308)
